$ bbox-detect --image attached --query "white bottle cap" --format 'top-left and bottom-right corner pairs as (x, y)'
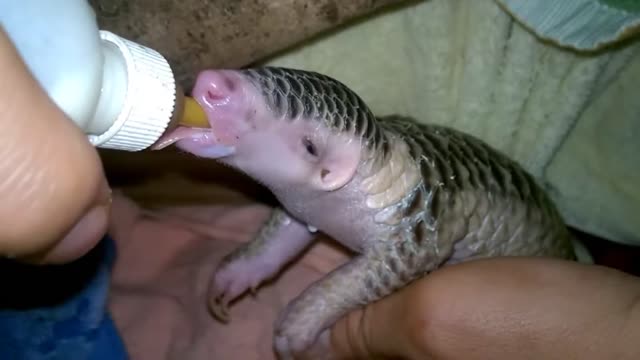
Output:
(88, 30), (177, 151)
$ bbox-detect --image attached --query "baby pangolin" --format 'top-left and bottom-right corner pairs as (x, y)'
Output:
(157, 66), (576, 359)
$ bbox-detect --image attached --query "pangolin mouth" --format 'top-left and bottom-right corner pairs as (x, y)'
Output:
(151, 126), (236, 158)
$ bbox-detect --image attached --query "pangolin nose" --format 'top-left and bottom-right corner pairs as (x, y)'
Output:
(195, 70), (240, 108)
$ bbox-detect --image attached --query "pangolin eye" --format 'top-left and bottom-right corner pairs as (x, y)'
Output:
(302, 137), (318, 157)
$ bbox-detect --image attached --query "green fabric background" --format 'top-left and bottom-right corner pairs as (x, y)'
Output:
(600, 0), (640, 12)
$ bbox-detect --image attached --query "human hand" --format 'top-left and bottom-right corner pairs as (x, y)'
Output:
(327, 257), (640, 359)
(0, 28), (111, 264)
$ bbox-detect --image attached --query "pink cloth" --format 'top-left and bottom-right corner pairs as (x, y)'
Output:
(105, 185), (639, 360)
(107, 192), (350, 360)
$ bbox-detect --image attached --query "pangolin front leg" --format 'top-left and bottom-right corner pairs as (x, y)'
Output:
(273, 231), (453, 359)
(208, 207), (315, 322)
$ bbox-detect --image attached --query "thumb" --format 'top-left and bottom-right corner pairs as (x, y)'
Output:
(0, 28), (110, 263)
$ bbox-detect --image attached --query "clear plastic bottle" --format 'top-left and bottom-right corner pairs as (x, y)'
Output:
(0, 0), (181, 151)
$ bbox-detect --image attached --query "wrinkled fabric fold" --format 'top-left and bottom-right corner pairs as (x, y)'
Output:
(496, 0), (640, 50)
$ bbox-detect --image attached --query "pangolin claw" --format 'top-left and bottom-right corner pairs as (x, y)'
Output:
(209, 295), (231, 323)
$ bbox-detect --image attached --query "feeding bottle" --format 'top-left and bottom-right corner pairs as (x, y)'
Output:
(0, 0), (208, 151)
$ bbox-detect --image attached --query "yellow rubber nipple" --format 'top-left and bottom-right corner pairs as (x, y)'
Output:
(179, 97), (210, 128)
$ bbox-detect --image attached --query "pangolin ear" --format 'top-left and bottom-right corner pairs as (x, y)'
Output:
(309, 139), (362, 192)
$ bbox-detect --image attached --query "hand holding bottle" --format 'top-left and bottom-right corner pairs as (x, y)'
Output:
(0, 28), (111, 264)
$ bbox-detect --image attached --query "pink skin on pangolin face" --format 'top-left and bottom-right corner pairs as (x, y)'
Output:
(155, 69), (363, 193)
(153, 70), (252, 158)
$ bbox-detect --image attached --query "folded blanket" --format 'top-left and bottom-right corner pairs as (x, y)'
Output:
(496, 0), (640, 50)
